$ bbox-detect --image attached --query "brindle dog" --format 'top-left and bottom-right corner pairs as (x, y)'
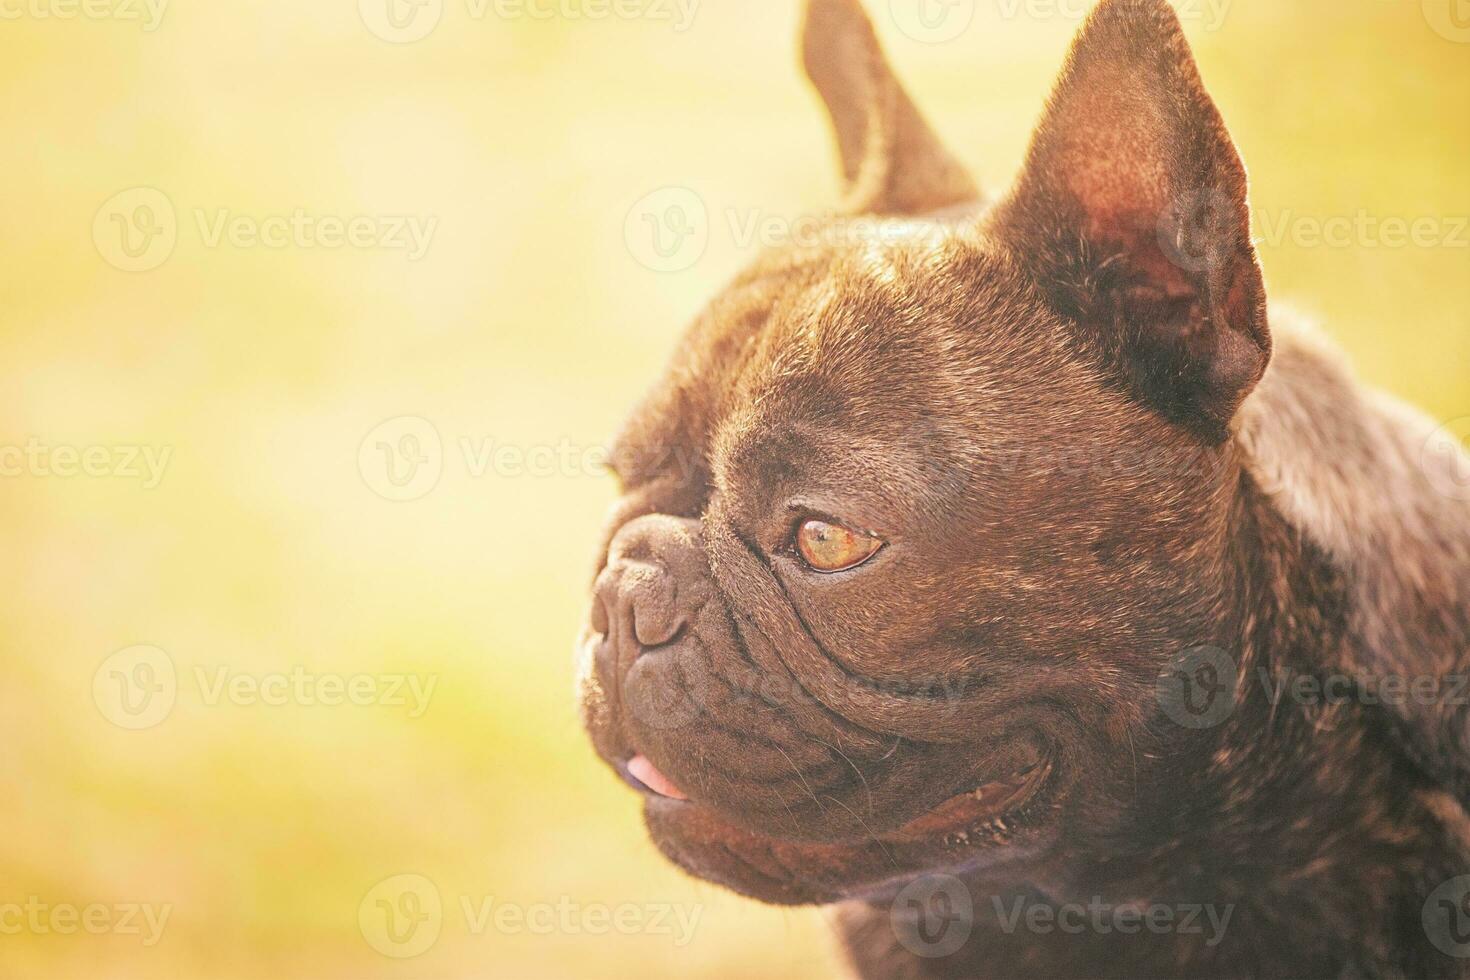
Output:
(577, 1), (1470, 976)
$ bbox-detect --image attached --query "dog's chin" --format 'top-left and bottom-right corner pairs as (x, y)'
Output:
(637, 756), (1062, 906)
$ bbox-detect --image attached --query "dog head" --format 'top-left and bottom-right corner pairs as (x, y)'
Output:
(579, 0), (1270, 905)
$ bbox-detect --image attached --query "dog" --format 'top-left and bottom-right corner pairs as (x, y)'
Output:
(577, 1), (1470, 976)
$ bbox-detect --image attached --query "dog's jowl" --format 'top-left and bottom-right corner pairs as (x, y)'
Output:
(577, 1), (1470, 977)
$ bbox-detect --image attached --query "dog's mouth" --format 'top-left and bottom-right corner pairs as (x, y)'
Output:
(609, 745), (1063, 905)
(890, 754), (1054, 841)
(620, 751), (1055, 845)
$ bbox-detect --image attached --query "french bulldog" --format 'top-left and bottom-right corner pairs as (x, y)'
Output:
(577, 0), (1470, 976)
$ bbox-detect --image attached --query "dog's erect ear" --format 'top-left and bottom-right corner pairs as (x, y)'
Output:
(994, 0), (1269, 442)
(802, 0), (978, 215)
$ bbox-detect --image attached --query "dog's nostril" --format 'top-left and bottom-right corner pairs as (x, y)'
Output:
(632, 602), (683, 649)
(594, 560), (687, 655)
(629, 571), (683, 649)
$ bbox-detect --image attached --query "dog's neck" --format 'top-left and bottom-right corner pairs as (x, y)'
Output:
(871, 318), (1470, 979)
(1238, 312), (1470, 796)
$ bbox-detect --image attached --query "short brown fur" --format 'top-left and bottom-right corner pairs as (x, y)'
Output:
(577, 2), (1470, 976)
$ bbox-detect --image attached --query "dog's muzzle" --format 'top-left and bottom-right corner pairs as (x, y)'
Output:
(580, 511), (853, 836)
(582, 514), (725, 796)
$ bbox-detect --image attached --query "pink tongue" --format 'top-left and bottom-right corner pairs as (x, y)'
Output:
(628, 755), (688, 801)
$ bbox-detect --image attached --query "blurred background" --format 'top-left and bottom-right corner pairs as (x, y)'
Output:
(0, 0), (1464, 976)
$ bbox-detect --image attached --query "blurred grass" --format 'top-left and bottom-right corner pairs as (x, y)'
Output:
(0, 1), (1464, 977)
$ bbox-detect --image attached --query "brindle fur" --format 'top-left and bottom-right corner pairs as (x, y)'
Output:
(577, 1), (1470, 976)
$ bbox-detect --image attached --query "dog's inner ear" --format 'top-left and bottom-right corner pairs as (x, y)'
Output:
(802, 0), (978, 216)
(994, 0), (1270, 442)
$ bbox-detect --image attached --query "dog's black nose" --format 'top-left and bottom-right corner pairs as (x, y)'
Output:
(592, 514), (705, 661)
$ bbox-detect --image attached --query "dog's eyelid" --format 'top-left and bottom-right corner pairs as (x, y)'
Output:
(782, 502), (884, 541)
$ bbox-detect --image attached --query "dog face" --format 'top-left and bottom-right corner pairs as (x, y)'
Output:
(579, 0), (1271, 905)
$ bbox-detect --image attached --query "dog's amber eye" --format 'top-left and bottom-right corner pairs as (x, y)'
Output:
(795, 519), (883, 573)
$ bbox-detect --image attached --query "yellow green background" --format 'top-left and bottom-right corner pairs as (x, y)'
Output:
(0, 0), (1465, 976)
